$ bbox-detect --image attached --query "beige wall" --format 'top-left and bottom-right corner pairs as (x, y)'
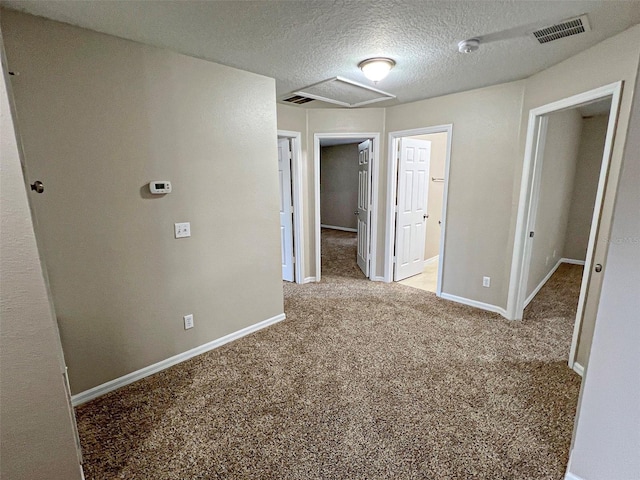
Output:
(320, 143), (359, 230)
(567, 61), (640, 480)
(0, 43), (83, 479)
(386, 81), (526, 307)
(526, 109), (582, 298)
(563, 114), (609, 261)
(410, 133), (447, 261)
(2, 11), (284, 394)
(277, 103), (307, 135)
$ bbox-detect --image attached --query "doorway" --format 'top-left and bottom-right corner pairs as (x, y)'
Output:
(314, 133), (380, 281)
(507, 82), (623, 375)
(385, 125), (453, 297)
(277, 130), (303, 284)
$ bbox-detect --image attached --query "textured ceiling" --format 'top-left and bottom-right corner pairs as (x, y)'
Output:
(2, 0), (640, 107)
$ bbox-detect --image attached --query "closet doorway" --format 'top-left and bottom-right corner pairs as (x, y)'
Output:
(385, 125), (453, 296)
(507, 82), (623, 375)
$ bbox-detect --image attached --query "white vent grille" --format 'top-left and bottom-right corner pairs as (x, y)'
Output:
(532, 15), (591, 44)
(283, 94), (315, 105)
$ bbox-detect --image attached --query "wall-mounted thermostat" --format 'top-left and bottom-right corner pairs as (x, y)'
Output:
(149, 181), (172, 194)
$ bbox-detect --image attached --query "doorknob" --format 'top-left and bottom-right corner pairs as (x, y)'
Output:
(423, 214), (429, 220)
(30, 180), (44, 194)
(594, 263), (603, 273)
(354, 211), (359, 215)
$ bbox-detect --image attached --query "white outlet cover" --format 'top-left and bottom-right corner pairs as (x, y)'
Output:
(175, 222), (191, 238)
(184, 314), (194, 330)
(482, 276), (491, 287)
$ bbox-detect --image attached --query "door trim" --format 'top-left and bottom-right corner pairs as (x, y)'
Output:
(314, 133), (380, 282)
(278, 130), (304, 284)
(385, 125), (453, 298)
(505, 81), (623, 371)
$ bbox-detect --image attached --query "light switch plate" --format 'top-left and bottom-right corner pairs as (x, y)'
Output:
(175, 222), (191, 238)
(184, 314), (194, 330)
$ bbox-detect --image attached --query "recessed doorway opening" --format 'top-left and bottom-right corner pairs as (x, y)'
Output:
(314, 133), (381, 282)
(507, 81), (623, 376)
(385, 125), (453, 298)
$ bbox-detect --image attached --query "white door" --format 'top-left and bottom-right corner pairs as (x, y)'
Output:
(356, 140), (373, 277)
(394, 138), (431, 281)
(278, 138), (294, 282)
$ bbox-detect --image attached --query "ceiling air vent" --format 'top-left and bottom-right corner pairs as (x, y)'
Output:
(532, 15), (591, 44)
(283, 94), (315, 105)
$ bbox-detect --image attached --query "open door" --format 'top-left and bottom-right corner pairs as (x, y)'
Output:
(277, 138), (294, 282)
(356, 140), (372, 277)
(394, 138), (431, 281)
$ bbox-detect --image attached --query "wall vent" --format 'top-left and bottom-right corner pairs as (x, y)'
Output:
(532, 15), (591, 44)
(283, 94), (315, 105)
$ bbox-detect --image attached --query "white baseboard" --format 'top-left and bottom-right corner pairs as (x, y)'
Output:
(524, 258), (563, 308)
(561, 257), (586, 266)
(572, 362), (584, 377)
(565, 472), (585, 480)
(71, 313), (286, 406)
(371, 275), (385, 282)
(423, 255), (439, 267)
(320, 224), (357, 233)
(303, 276), (317, 284)
(440, 293), (507, 318)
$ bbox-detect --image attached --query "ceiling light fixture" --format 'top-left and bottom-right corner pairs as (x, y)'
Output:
(358, 57), (396, 83)
(458, 39), (480, 53)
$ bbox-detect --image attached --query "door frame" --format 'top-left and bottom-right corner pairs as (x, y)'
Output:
(384, 125), (453, 297)
(505, 81), (623, 371)
(278, 130), (304, 284)
(314, 132), (380, 282)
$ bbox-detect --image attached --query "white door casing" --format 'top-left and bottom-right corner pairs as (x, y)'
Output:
(277, 138), (294, 282)
(506, 81), (623, 374)
(394, 138), (431, 281)
(356, 140), (373, 277)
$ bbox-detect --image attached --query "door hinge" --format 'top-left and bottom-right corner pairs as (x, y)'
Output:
(393, 256), (397, 264)
(292, 256), (295, 264)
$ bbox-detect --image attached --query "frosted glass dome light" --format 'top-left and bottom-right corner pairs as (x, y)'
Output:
(358, 58), (395, 83)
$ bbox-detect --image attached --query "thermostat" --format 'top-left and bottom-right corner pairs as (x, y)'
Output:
(149, 181), (172, 194)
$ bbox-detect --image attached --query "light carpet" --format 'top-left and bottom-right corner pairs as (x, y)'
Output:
(76, 228), (582, 479)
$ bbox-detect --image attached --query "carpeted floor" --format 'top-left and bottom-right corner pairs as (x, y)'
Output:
(75, 228), (583, 479)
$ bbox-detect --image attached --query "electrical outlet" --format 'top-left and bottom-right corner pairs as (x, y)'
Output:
(175, 222), (191, 238)
(183, 314), (194, 330)
(482, 276), (491, 288)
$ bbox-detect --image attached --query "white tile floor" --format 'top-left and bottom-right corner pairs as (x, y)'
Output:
(398, 258), (439, 293)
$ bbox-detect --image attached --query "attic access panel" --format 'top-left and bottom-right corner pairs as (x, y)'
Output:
(294, 76), (396, 108)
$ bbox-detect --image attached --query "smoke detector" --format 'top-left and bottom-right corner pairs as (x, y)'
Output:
(458, 39), (480, 53)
